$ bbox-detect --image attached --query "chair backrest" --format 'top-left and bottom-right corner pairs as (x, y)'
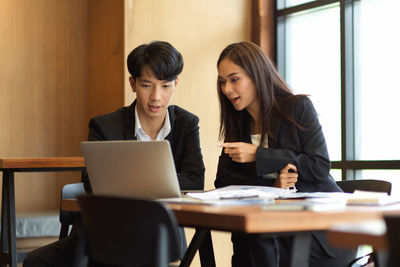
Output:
(339, 180), (392, 267)
(59, 182), (86, 239)
(384, 214), (400, 267)
(75, 195), (182, 267)
(336, 179), (392, 195)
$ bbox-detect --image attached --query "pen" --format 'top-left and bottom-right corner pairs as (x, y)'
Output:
(284, 186), (297, 193)
(219, 195), (259, 200)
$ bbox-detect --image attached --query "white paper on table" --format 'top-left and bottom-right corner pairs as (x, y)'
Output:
(185, 185), (296, 201)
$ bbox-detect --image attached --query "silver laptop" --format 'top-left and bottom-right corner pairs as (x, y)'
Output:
(80, 140), (181, 199)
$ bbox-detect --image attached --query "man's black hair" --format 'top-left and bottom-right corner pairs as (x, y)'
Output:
(127, 41), (183, 81)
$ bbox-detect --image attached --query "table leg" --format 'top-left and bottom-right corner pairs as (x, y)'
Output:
(180, 228), (216, 267)
(0, 171), (17, 267)
(375, 250), (388, 267)
(0, 171), (9, 266)
(199, 230), (215, 267)
(290, 232), (311, 267)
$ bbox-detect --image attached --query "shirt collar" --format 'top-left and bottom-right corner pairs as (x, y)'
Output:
(134, 106), (171, 141)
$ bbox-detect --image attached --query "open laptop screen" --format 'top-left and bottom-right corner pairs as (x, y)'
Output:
(80, 140), (181, 199)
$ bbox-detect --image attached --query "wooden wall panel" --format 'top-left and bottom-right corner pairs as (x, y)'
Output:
(88, 0), (124, 120)
(0, 0), (124, 212)
(0, 0), (88, 212)
(124, 1), (251, 266)
(251, 0), (276, 59)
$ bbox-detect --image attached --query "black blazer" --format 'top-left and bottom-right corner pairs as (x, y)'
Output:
(84, 101), (205, 191)
(215, 96), (340, 193)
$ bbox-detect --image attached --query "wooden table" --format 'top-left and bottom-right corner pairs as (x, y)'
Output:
(327, 219), (389, 267)
(328, 219), (387, 250)
(62, 198), (400, 267)
(326, 204), (400, 252)
(0, 157), (85, 267)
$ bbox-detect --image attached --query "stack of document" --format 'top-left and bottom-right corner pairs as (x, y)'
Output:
(185, 185), (279, 205)
(170, 185), (400, 207)
(330, 220), (386, 235)
(346, 190), (400, 205)
(261, 198), (347, 212)
(275, 190), (400, 206)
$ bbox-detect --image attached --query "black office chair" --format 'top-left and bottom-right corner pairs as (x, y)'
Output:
(384, 214), (400, 267)
(73, 195), (182, 267)
(337, 179), (392, 267)
(59, 182), (86, 239)
(337, 179), (392, 195)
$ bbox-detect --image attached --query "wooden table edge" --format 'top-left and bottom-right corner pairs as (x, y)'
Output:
(327, 229), (388, 250)
(0, 157), (85, 169)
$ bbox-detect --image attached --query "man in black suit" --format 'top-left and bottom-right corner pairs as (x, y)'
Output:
(24, 41), (205, 267)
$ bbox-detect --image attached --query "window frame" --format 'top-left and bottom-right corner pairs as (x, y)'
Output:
(275, 0), (400, 180)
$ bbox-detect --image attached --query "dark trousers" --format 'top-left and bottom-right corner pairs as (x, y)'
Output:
(232, 232), (356, 267)
(23, 229), (113, 267)
(23, 234), (78, 267)
(232, 233), (279, 267)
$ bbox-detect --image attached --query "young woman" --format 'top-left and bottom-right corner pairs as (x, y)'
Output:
(215, 41), (354, 267)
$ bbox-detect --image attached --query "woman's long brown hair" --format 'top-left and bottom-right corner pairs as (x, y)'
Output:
(217, 41), (305, 146)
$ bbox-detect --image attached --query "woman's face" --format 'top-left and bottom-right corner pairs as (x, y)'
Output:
(218, 58), (258, 113)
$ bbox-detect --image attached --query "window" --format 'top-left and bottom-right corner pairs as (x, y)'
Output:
(277, 0), (317, 9)
(353, 0), (400, 161)
(278, 3), (341, 161)
(276, 0), (400, 194)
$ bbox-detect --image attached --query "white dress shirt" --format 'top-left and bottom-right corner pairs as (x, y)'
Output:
(134, 106), (171, 141)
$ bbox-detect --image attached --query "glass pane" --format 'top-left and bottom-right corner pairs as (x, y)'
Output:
(355, 170), (400, 196)
(277, 0), (316, 10)
(354, 0), (400, 160)
(330, 169), (342, 181)
(279, 3), (341, 161)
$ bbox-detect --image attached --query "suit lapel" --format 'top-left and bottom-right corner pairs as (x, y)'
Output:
(268, 115), (281, 148)
(242, 111), (281, 148)
(165, 106), (176, 143)
(123, 101), (137, 140)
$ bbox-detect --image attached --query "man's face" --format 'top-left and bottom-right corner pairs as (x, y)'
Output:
(130, 66), (177, 122)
